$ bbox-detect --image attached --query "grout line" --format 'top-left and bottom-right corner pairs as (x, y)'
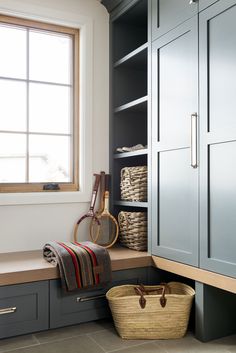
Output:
(32, 327), (112, 346)
(87, 334), (107, 353)
(104, 341), (155, 353)
(32, 335), (40, 345)
(0, 341), (40, 353)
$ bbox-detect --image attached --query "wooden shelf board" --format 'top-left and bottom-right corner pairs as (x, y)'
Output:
(114, 200), (148, 207)
(114, 149), (148, 159)
(114, 42), (148, 68)
(114, 95), (148, 113)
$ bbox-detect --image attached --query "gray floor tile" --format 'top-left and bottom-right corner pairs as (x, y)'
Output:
(109, 342), (163, 353)
(154, 332), (233, 353)
(5, 335), (104, 353)
(88, 326), (149, 352)
(154, 333), (204, 353)
(1, 322), (235, 353)
(195, 335), (236, 353)
(0, 335), (39, 353)
(212, 334), (236, 352)
(35, 319), (113, 343)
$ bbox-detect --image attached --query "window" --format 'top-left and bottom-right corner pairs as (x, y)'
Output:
(0, 15), (79, 193)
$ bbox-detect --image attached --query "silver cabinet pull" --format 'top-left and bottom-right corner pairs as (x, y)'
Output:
(0, 307), (17, 315)
(189, 0), (197, 4)
(76, 294), (106, 303)
(191, 113), (198, 168)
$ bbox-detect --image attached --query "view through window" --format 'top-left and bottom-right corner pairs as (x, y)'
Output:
(0, 16), (79, 192)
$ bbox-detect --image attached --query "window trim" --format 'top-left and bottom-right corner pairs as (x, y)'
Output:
(0, 15), (80, 193)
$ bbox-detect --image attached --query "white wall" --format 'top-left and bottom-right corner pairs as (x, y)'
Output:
(0, 0), (109, 253)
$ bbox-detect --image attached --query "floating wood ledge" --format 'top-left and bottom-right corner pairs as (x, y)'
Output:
(152, 256), (236, 295)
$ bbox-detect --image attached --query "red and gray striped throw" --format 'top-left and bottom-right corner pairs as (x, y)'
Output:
(43, 241), (111, 292)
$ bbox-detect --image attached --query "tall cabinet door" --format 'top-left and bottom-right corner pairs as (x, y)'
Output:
(151, 0), (198, 41)
(200, 0), (236, 277)
(151, 16), (199, 266)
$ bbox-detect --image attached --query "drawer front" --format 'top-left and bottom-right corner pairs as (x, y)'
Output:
(0, 281), (49, 339)
(50, 267), (148, 328)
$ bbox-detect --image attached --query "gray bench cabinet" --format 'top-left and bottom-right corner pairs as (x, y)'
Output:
(0, 268), (149, 338)
(50, 268), (148, 328)
(0, 281), (49, 339)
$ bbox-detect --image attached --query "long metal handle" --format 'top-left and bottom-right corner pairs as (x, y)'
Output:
(76, 294), (106, 303)
(0, 307), (16, 315)
(191, 113), (198, 168)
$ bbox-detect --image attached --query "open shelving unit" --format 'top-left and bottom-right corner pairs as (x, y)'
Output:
(110, 0), (149, 218)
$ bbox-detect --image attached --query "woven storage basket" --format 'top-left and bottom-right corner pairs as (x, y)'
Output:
(106, 282), (195, 340)
(118, 211), (147, 251)
(120, 166), (147, 202)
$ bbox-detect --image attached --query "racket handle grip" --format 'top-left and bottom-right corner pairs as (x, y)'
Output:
(93, 174), (101, 192)
(105, 174), (110, 192)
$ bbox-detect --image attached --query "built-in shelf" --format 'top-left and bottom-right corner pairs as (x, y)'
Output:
(112, 0), (147, 62)
(114, 149), (148, 159)
(114, 95), (148, 113)
(114, 43), (148, 68)
(114, 200), (148, 208)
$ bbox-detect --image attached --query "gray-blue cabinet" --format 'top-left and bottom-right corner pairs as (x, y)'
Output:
(0, 281), (49, 339)
(199, 0), (236, 278)
(199, 0), (219, 11)
(50, 268), (148, 328)
(151, 0), (236, 277)
(151, 0), (198, 41)
(0, 268), (149, 338)
(151, 16), (199, 266)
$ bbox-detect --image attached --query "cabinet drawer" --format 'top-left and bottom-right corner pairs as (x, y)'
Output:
(50, 280), (110, 328)
(151, 0), (198, 40)
(0, 281), (49, 339)
(50, 268), (148, 328)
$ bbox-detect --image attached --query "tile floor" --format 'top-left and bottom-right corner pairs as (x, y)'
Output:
(0, 319), (235, 353)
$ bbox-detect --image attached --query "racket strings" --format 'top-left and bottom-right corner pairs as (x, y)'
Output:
(90, 214), (118, 247)
(74, 215), (100, 242)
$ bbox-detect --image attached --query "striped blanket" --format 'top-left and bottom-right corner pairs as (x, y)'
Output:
(43, 241), (111, 292)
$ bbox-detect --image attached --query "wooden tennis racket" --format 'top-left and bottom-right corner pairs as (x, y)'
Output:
(73, 173), (101, 242)
(90, 174), (119, 248)
(90, 171), (105, 243)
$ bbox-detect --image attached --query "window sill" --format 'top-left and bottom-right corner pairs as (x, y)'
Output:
(0, 189), (91, 206)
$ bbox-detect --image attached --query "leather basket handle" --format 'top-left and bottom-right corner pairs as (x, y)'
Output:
(134, 283), (169, 309)
(134, 286), (146, 309)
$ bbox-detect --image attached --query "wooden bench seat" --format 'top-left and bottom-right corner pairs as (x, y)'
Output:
(1, 246), (235, 295)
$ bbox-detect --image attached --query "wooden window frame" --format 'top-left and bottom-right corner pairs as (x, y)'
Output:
(0, 15), (80, 193)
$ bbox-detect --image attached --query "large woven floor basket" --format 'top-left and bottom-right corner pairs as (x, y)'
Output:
(106, 282), (195, 340)
(120, 166), (147, 202)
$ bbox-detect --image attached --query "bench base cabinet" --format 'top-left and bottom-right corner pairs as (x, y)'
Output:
(0, 266), (235, 342)
(50, 268), (148, 329)
(0, 281), (49, 339)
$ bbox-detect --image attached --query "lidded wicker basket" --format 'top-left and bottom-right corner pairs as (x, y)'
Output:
(120, 166), (147, 202)
(118, 211), (147, 251)
(106, 282), (195, 340)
